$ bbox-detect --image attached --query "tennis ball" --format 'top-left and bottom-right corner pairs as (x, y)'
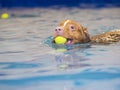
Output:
(1, 13), (9, 19)
(54, 36), (67, 44)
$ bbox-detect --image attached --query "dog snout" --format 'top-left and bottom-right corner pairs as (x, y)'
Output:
(55, 27), (63, 35)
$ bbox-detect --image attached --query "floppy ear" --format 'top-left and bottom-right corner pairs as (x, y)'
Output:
(79, 26), (91, 43)
(84, 27), (91, 42)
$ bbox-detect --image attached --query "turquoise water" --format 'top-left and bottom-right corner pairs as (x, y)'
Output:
(0, 8), (120, 90)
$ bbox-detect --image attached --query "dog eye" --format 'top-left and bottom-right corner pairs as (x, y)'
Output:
(70, 26), (75, 30)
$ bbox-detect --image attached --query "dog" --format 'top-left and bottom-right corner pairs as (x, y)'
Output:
(53, 20), (120, 44)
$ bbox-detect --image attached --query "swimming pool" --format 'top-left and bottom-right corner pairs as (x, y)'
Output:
(0, 7), (120, 90)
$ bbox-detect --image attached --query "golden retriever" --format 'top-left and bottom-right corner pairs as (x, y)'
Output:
(53, 20), (120, 44)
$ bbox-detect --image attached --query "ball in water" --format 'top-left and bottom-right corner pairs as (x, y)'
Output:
(1, 13), (9, 19)
(54, 36), (67, 44)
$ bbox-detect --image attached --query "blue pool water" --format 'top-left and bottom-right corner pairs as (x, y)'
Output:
(0, 7), (120, 90)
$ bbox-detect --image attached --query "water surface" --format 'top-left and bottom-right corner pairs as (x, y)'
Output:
(0, 7), (120, 90)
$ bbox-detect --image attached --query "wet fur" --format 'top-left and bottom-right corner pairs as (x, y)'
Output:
(54, 20), (120, 44)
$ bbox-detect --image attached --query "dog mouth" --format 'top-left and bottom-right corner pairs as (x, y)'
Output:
(66, 38), (74, 44)
(53, 37), (74, 45)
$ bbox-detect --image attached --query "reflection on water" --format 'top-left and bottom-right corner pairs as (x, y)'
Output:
(0, 7), (120, 90)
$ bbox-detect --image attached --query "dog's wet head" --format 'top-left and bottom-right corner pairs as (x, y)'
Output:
(53, 20), (90, 44)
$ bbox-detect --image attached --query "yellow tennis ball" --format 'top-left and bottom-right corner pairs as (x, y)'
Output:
(1, 13), (9, 19)
(54, 36), (67, 44)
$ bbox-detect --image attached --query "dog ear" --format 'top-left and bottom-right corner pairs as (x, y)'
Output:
(79, 26), (91, 43)
(83, 27), (91, 42)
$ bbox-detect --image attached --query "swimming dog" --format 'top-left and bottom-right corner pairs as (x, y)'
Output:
(53, 20), (120, 44)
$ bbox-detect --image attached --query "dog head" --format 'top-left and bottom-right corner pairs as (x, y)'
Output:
(53, 20), (90, 44)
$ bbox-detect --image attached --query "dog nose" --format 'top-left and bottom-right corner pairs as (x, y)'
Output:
(55, 27), (63, 34)
(55, 27), (63, 32)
